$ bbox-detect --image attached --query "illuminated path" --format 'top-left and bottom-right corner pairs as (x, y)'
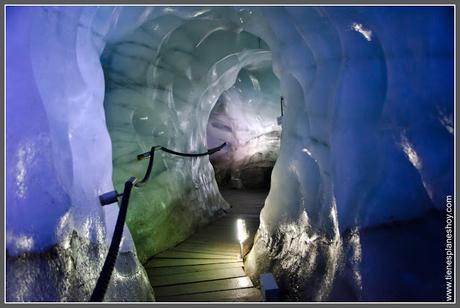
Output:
(144, 189), (267, 302)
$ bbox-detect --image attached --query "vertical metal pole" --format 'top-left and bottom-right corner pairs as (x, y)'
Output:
(90, 177), (136, 302)
(280, 96), (284, 117)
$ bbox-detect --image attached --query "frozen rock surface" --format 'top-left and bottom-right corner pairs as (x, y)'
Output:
(6, 5), (453, 302)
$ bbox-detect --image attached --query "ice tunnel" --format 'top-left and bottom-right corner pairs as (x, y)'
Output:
(6, 5), (454, 302)
(207, 66), (281, 189)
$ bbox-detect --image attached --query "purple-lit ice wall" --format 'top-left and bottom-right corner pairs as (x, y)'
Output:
(6, 7), (154, 301)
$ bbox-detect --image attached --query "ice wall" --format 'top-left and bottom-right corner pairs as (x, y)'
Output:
(245, 6), (454, 301)
(6, 5), (454, 302)
(6, 6), (157, 301)
(207, 66), (281, 188)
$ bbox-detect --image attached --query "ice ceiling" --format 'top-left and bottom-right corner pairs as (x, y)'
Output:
(6, 6), (454, 302)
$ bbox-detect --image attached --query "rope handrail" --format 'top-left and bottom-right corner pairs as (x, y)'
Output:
(90, 177), (135, 302)
(137, 142), (226, 160)
(135, 146), (157, 188)
(90, 142), (226, 302)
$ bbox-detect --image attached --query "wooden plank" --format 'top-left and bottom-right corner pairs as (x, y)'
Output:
(170, 247), (240, 258)
(175, 236), (239, 245)
(158, 287), (263, 302)
(155, 276), (253, 297)
(189, 232), (239, 240)
(147, 261), (244, 276)
(185, 238), (240, 247)
(189, 235), (238, 245)
(175, 240), (240, 250)
(146, 258), (241, 268)
(149, 267), (246, 287)
(189, 236), (239, 244)
(155, 250), (236, 260)
(173, 241), (238, 250)
(171, 246), (241, 254)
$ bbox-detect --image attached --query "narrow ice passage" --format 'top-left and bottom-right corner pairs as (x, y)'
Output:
(6, 5), (454, 302)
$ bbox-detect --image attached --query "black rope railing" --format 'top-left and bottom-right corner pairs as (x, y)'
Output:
(90, 142), (226, 302)
(135, 146), (157, 188)
(137, 142), (226, 160)
(90, 177), (135, 302)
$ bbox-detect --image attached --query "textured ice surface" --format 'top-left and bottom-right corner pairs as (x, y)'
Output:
(6, 5), (454, 302)
(6, 6), (155, 301)
(245, 6), (454, 301)
(6, 232), (154, 302)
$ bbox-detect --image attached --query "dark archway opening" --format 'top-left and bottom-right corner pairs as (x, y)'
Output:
(207, 65), (281, 192)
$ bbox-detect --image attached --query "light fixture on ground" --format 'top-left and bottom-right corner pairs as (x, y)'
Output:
(236, 218), (248, 259)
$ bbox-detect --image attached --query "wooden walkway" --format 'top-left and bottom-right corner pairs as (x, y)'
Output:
(144, 188), (268, 302)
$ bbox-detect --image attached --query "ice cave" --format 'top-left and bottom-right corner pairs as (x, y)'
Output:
(6, 5), (455, 302)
